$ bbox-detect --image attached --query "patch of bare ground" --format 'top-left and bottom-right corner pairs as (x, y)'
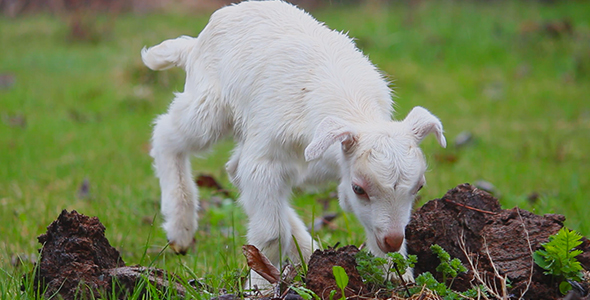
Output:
(406, 183), (590, 300)
(30, 210), (186, 299)
(306, 245), (367, 299)
(28, 184), (590, 299)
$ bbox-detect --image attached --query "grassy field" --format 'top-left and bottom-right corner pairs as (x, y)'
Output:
(1, 0), (589, 298)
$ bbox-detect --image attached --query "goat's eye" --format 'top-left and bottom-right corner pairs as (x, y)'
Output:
(413, 184), (424, 195)
(352, 184), (366, 196)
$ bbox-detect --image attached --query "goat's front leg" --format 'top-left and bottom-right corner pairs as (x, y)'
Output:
(286, 206), (316, 264)
(236, 159), (299, 287)
(398, 242), (415, 282)
(238, 160), (295, 265)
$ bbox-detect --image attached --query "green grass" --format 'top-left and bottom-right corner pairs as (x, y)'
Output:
(1, 1), (589, 297)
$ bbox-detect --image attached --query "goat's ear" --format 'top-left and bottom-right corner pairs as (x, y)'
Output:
(403, 106), (447, 148)
(305, 117), (357, 161)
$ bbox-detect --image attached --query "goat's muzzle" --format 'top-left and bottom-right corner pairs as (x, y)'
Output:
(380, 232), (404, 253)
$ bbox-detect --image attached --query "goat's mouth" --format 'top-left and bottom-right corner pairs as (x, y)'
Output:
(375, 238), (389, 254)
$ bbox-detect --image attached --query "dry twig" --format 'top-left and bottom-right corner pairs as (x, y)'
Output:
(458, 232), (506, 300)
(483, 236), (509, 299)
(443, 199), (498, 215)
(516, 208), (534, 300)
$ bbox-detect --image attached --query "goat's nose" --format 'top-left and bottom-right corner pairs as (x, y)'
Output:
(383, 233), (404, 253)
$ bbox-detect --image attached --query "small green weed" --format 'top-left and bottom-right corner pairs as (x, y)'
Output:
(431, 244), (467, 288)
(533, 227), (585, 295)
(332, 265), (348, 300)
(355, 245), (478, 299)
(411, 272), (486, 300)
(355, 250), (387, 288)
(355, 250), (417, 292)
(388, 252), (416, 279)
(291, 286), (321, 300)
(410, 245), (482, 300)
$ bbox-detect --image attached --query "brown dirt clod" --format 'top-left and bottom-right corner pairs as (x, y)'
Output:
(31, 209), (186, 299)
(28, 184), (590, 300)
(406, 183), (590, 300)
(306, 245), (366, 300)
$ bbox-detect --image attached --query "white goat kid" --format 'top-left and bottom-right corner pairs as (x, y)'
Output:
(142, 0), (446, 284)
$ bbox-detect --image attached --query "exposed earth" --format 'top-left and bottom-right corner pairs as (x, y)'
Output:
(30, 184), (590, 299)
(406, 184), (590, 300)
(30, 210), (186, 299)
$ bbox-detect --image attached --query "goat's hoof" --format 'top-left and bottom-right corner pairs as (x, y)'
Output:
(168, 237), (195, 255)
(170, 243), (187, 255)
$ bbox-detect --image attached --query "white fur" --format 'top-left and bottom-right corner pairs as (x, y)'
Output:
(143, 0), (446, 286)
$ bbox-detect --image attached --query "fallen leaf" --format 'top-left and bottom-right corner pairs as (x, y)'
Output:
(242, 245), (280, 284)
(527, 192), (540, 204)
(0, 73), (15, 89)
(2, 114), (26, 128)
(544, 19), (573, 37)
(77, 178), (90, 199)
(141, 216), (153, 225)
(68, 109), (89, 123)
(519, 19), (573, 38)
(196, 174), (223, 189)
(196, 174), (231, 197)
(434, 153), (458, 164)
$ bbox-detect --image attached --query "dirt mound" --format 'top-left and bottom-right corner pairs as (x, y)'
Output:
(32, 210), (186, 299)
(406, 183), (590, 300)
(29, 185), (590, 299)
(306, 245), (366, 299)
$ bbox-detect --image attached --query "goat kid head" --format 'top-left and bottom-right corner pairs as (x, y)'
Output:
(305, 106), (446, 256)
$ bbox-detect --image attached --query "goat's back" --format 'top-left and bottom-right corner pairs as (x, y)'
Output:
(186, 1), (393, 150)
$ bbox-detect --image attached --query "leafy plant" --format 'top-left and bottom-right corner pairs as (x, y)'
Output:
(412, 272), (452, 299)
(355, 249), (419, 297)
(431, 244), (467, 288)
(533, 227), (585, 295)
(407, 245), (480, 300)
(411, 272), (485, 300)
(332, 266), (348, 300)
(355, 250), (387, 287)
(355, 250), (417, 282)
(291, 286), (321, 300)
(355, 250), (416, 291)
(387, 252), (417, 296)
(387, 252), (417, 278)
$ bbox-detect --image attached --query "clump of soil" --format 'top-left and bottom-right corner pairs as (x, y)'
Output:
(306, 245), (366, 299)
(29, 184), (590, 300)
(31, 210), (186, 299)
(406, 183), (590, 300)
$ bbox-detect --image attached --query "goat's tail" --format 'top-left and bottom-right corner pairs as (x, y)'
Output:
(141, 36), (196, 71)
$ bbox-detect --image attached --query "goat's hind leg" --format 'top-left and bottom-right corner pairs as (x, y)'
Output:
(151, 91), (229, 254)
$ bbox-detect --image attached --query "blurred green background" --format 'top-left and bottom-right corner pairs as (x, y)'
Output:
(1, 0), (589, 297)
